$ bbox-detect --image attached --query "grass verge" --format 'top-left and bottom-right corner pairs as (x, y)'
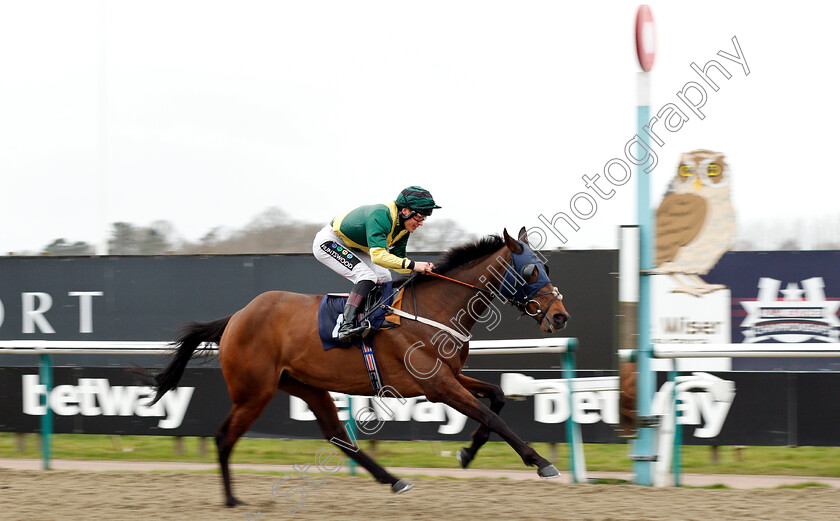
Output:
(3, 434), (840, 477)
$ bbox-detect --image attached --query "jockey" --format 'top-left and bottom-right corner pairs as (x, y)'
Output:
(312, 186), (440, 342)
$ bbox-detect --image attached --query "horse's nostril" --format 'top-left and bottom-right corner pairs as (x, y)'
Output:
(554, 313), (568, 324)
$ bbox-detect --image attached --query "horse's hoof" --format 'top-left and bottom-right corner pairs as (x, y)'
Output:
(456, 448), (473, 469)
(392, 479), (414, 494)
(225, 497), (246, 507)
(537, 464), (561, 479)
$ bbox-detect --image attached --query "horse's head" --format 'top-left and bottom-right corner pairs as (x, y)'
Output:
(501, 227), (570, 333)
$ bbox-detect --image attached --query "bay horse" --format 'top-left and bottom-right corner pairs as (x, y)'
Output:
(150, 227), (570, 507)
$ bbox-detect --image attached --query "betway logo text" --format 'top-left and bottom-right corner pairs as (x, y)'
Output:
(22, 375), (193, 429)
(291, 393), (468, 435)
(531, 376), (732, 438)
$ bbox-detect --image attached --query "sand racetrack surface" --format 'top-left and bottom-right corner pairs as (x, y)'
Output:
(2, 469), (840, 521)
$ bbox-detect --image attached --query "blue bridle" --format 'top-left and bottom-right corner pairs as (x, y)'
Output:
(497, 241), (563, 318)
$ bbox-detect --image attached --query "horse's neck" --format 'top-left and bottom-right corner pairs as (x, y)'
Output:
(424, 247), (511, 336)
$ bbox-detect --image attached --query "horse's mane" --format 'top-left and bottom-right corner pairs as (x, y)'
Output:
(434, 234), (504, 275)
(395, 234), (504, 287)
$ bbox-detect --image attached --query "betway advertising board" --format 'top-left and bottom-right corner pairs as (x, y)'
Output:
(3, 367), (840, 446)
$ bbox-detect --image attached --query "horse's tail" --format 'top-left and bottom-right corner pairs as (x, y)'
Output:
(150, 315), (232, 405)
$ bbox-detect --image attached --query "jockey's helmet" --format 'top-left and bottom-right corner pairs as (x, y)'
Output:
(395, 186), (441, 216)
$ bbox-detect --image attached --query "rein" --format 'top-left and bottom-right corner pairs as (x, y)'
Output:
(378, 273), (473, 343)
(426, 271), (495, 296)
(426, 265), (562, 324)
(379, 249), (562, 341)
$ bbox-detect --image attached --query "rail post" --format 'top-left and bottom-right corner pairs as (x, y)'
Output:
(39, 353), (53, 470)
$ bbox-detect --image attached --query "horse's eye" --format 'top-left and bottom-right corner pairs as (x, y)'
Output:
(543, 264), (550, 276)
(520, 263), (536, 281)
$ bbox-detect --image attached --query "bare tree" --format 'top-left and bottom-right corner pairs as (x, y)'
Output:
(778, 238), (801, 251)
(42, 239), (94, 256)
(108, 221), (176, 255)
(33, 208), (838, 258)
(180, 207), (322, 254)
(407, 218), (477, 252)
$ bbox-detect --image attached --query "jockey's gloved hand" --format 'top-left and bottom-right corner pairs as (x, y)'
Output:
(412, 261), (435, 274)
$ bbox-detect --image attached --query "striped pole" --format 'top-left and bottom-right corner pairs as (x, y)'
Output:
(671, 368), (682, 486)
(562, 347), (587, 483)
(633, 4), (657, 486)
(39, 354), (53, 470)
(345, 396), (357, 476)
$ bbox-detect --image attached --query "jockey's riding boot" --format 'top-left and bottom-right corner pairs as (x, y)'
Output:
(336, 280), (376, 343)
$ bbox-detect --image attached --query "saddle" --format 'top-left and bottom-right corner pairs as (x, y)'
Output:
(317, 282), (400, 351)
(317, 283), (403, 394)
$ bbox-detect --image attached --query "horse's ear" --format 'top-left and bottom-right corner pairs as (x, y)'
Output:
(503, 228), (524, 254)
(518, 227), (529, 245)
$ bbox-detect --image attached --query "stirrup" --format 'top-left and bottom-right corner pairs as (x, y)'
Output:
(337, 320), (368, 342)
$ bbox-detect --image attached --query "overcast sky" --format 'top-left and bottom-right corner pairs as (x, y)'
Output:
(1, 1), (837, 254)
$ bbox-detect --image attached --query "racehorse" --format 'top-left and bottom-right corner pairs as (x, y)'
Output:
(149, 227), (570, 507)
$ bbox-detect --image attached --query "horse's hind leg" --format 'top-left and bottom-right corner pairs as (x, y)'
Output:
(215, 394), (274, 507)
(453, 374), (505, 469)
(278, 375), (412, 493)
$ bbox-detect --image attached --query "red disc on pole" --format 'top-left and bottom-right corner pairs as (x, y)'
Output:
(635, 5), (656, 72)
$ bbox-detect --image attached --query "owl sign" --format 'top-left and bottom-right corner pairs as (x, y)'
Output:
(635, 5), (656, 72)
(654, 150), (737, 296)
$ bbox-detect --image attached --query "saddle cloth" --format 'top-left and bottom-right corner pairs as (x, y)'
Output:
(317, 282), (400, 350)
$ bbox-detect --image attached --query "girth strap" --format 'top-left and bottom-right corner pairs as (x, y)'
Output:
(361, 340), (384, 394)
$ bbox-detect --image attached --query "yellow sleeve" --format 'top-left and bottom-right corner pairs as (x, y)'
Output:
(369, 247), (413, 273)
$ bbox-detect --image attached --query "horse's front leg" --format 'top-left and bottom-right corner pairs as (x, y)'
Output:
(421, 368), (559, 478)
(453, 374), (505, 469)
